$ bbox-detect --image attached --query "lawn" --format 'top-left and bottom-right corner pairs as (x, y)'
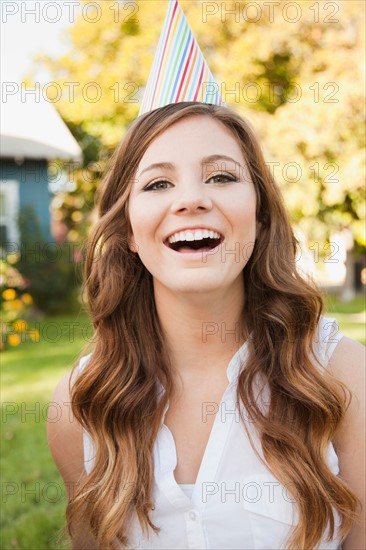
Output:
(1, 312), (92, 550)
(1, 296), (365, 549)
(324, 293), (365, 345)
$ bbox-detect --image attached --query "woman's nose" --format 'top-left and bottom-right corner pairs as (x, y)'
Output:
(170, 183), (213, 213)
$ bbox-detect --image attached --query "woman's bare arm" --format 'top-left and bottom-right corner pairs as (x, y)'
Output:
(47, 369), (98, 550)
(330, 336), (366, 550)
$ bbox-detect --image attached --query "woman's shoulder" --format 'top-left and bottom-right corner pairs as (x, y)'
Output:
(47, 355), (99, 548)
(314, 314), (344, 364)
(316, 313), (365, 381)
(314, 315), (365, 447)
(328, 332), (365, 419)
(47, 355), (91, 492)
(328, 332), (365, 548)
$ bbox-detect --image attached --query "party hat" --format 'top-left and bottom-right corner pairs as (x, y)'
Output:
(139, 0), (223, 115)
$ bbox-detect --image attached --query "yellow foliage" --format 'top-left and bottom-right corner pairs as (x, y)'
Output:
(30, 0), (365, 247)
(71, 211), (84, 223)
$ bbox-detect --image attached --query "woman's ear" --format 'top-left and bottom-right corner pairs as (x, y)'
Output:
(126, 221), (138, 253)
(127, 233), (139, 253)
(128, 236), (138, 253)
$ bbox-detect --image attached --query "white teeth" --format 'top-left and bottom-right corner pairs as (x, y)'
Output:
(167, 229), (222, 244)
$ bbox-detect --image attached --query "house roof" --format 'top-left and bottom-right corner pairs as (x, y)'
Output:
(0, 93), (83, 162)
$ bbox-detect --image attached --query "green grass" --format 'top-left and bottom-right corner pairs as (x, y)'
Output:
(1, 295), (365, 549)
(1, 312), (92, 550)
(324, 293), (366, 345)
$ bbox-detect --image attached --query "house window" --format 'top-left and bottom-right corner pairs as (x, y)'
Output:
(0, 180), (20, 248)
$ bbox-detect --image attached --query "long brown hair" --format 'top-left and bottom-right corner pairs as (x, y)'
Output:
(68, 103), (359, 549)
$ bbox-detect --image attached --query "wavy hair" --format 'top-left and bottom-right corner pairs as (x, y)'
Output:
(67, 103), (359, 549)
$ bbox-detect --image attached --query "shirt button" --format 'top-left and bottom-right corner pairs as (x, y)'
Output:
(189, 510), (197, 521)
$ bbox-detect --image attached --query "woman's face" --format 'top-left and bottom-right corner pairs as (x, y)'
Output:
(128, 115), (258, 295)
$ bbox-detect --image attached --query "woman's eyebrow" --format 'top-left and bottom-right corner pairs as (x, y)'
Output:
(138, 155), (244, 177)
(201, 154), (244, 171)
(139, 162), (175, 177)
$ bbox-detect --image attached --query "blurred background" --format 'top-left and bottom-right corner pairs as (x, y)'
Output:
(1, 1), (365, 548)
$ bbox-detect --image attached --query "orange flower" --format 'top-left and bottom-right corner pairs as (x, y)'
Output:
(13, 320), (27, 332)
(8, 334), (21, 346)
(21, 293), (33, 305)
(2, 289), (16, 301)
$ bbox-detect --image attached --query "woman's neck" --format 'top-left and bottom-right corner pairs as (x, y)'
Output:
(153, 277), (247, 380)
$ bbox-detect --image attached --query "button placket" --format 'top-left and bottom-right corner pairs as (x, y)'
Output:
(185, 508), (206, 548)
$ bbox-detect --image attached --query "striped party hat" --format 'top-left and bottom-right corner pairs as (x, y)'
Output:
(139, 0), (223, 115)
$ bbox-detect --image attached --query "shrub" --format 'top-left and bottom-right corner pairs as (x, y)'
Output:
(15, 205), (83, 314)
(0, 257), (38, 349)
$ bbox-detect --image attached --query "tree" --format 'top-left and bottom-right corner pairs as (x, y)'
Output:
(30, 0), (365, 254)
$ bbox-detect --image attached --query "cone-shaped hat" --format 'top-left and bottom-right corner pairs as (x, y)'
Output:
(139, 0), (223, 115)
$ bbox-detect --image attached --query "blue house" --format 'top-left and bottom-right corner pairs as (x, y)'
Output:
(0, 94), (82, 247)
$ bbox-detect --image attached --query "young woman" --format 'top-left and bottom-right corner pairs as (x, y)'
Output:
(48, 102), (365, 550)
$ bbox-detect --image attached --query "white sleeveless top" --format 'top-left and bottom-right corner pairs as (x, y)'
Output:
(79, 316), (344, 549)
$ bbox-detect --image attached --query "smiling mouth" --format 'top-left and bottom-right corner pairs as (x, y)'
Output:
(164, 235), (224, 253)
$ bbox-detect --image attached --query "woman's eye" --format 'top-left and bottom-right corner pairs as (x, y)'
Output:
(144, 180), (172, 191)
(207, 173), (237, 184)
